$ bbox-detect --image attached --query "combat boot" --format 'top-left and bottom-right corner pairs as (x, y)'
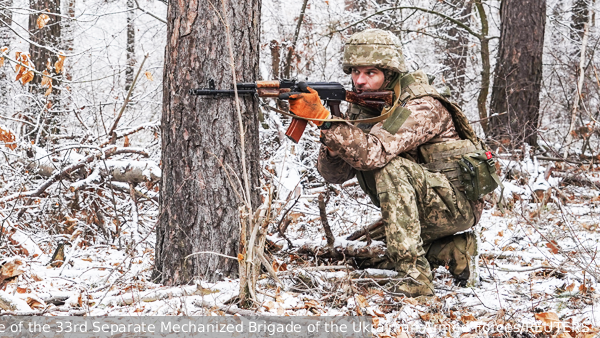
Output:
(386, 256), (434, 297)
(426, 232), (478, 286)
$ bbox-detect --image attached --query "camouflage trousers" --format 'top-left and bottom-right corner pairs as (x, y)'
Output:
(373, 156), (475, 280)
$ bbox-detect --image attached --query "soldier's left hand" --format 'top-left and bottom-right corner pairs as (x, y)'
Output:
(280, 83), (330, 126)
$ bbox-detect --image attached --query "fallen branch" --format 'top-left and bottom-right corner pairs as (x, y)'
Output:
(346, 218), (384, 241)
(295, 238), (387, 260)
(1, 147), (149, 203)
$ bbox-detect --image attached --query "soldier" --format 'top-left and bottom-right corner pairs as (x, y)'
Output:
(285, 29), (490, 297)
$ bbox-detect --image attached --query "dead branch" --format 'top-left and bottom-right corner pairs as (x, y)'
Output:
(295, 238), (387, 260)
(1, 147), (150, 203)
(346, 218), (384, 241)
(318, 193), (335, 247)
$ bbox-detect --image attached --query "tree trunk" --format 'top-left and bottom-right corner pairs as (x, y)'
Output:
(0, 0), (13, 111)
(28, 0), (62, 138)
(154, 0), (261, 285)
(125, 0), (135, 91)
(28, 0), (61, 87)
(571, 0), (590, 43)
(442, 0), (472, 106)
(489, 0), (546, 148)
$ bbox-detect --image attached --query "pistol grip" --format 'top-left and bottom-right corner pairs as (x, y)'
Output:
(285, 118), (307, 143)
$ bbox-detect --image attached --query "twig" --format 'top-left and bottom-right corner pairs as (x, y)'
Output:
(132, 0), (166, 23)
(107, 54), (149, 140)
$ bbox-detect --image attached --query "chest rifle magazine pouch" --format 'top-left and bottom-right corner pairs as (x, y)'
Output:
(458, 150), (500, 201)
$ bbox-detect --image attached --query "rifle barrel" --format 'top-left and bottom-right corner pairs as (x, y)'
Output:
(189, 89), (256, 96)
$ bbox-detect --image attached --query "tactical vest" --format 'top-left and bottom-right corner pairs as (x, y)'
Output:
(350, 70), (489, 207)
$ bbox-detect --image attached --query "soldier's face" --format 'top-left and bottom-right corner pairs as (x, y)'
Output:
(351, 67), (385, 92)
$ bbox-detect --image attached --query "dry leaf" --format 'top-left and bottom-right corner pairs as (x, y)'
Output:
(0, 47), (7, 68)
(55, 53), (66, 74)
(535, 312), (559, 324)
(460, 314), (477, 324)
(355, 294), (368, 308)
(420, 313), (432, 321)
(566, 283), (575, 292)
(144, 71), (154, 81)
(304, 300), (319, 310)
(546, 241), (560, 254)
(20, 71), (34, 85)
(16, 287), (28, 294)
(26, 296), (46, 310)
(41, 70), (52, 87)
(263, 301), (275, 311)
(237, 253), (244, 262)
(44, 86), (52, 97)
(0, 126), (17, 150)
(123, 135), (130, 147)
(36, 14), (50, 29)
(31, 273), (43, 282)
(372, 317), (379, 327)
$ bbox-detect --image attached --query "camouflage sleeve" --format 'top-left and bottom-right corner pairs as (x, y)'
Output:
(320, 96), (455, 171)
(316, 146), (356, 184)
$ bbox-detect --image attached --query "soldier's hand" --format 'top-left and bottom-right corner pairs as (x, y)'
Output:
(279, 84), (330, 126)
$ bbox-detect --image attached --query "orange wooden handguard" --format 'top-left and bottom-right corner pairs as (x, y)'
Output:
(285, 118), (307, 143)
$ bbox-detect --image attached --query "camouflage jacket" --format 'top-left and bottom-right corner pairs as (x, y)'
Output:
(317, 96), (459, 182)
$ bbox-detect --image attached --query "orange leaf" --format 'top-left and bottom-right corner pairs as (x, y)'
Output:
(44, 85), (52, 97)
(460, 314), (477, 324)
(36, 14), (50, 29)
(55, 53), (66, 74)
(41, 70), (52, 87)
(355, 294), (368, 308)
(144, 71), (154, 81)
(0, 126), (17, 150)
(535, 312), (559, 324)
(566, 283), (575, 292)
(123, 135), (130, 147)
(237, 253), (244, 262)
(21, 71), (34, 85)
(546, 241), (560, 254)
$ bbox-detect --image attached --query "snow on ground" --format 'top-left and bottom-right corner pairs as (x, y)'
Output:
(1, 119), (599, 338)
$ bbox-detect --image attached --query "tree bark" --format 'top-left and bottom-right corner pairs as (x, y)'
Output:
(125, 0), (135, 91)
(442, 0), (472, 106)
(489, 0), (546, 148)
(0, 0), (13, 111)
(28, 0), (61, 87)
(154, 0), (261, 285)
(28, 0), (62, 139)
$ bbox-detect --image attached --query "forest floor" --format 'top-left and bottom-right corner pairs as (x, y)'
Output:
(0, 118), (599, 338)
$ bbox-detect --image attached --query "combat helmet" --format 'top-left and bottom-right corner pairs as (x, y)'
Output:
(342, 29), (407, 74)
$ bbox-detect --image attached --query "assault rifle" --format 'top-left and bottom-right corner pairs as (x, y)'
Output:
(190, 79), (393, 143)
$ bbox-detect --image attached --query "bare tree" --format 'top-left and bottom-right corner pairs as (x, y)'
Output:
(0, 0), (13, 110)
(154, 0), (261, 285)
(489, 0), (547, 148)
(125, 0), (135, 91)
